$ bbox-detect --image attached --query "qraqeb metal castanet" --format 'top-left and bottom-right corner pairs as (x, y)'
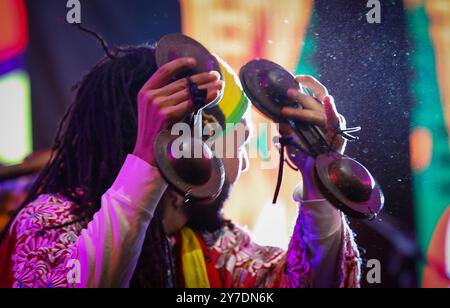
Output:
(240, 59), (384, 220)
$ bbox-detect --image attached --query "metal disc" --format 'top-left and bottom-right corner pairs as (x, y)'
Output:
(156, 33), (222, 80)
(154, 130), (225, 200)
(315, 152), (384, 220)
(240, 59), (332, 156)
(240, 59), (300, 122)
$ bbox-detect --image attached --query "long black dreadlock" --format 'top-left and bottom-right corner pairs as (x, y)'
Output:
(0, 27), (174, 288)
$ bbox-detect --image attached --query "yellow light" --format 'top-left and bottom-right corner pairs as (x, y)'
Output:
(0, 70), (32, 165)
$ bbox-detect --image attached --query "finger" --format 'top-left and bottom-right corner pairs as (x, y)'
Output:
(323, 95), (344, 145)
(158, 80), (224, 108)
(295, 75), (329, 102)
(323, 95), (341, 132)
(278, 123), (295, 136)
(154, 71), (221, 97)
(332, 134), (347, 154)
(141, 57), (196, 91)
(161, 72), (220, 97)
(287, 89), (323, 112)
(205, 88), (222, 104)
(164, 100), (196, 125)
(191, 71), (221, 85)
(161, 88), (221, 125)
(337, 113), (347, 129)
(281, 107), (326, 127)
(199, 79), (224, 92)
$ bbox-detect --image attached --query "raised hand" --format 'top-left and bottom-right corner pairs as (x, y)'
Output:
(279, 75), (348, 200)
(132, 57), (224, 166)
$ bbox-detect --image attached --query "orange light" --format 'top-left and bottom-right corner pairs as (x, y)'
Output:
(410, 127), (433, 173)
(0, 0), (28, 62)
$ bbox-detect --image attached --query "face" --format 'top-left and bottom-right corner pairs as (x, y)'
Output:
(221, 118), (251, 186)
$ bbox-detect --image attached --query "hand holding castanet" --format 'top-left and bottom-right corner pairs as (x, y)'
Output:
(240, 59), (384, 220)
(132, 57), (222, 167)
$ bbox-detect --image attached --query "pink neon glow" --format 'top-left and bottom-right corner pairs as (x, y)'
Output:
(0, 0), (28, 63)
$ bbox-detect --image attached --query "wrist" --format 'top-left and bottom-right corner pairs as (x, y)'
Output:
(132, 145), (156, 167)
(300, 164), (326, 201)
(303, 184), (325, 201)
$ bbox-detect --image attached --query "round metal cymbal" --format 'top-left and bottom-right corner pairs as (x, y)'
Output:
(315, 152), (384, 220)
(240, 59), (331, 156)
(240, 59), (301, 123)
(154, 130), (225, 200)
(156, 33), (222, 81)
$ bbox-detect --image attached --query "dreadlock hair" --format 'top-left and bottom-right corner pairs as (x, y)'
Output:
(0, 32), (174, 287)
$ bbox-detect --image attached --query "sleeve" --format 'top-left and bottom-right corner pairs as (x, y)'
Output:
(277, 182), (361, 288)
(211, 194), (360, 289)
(9, 155), (167, 288)
(74, 155), (168, 288)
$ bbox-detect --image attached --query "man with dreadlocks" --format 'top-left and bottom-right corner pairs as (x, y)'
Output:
(0, 39), (360, 288)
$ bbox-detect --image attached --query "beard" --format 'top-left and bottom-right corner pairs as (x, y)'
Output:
(186, 180), (232, 232)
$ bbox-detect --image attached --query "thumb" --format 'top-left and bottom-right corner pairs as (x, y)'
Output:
(323, 95), (340, 140)
(323, 95), (347, 153)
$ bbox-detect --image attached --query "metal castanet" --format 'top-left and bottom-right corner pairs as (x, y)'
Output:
(240, 59), (384, 220)
(156, 33), (223, 85)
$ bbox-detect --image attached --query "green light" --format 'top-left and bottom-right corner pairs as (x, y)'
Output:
(0, 70), (32, 165)
(406, 4), (450, 280)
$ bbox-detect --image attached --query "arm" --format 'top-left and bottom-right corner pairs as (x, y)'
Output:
(76, 57), (222, 287)
(216, 76), (360, 288)
(298, 199), (343, 287)
(291, 192), (360, 288)
(74, 155), (167, 287)
(4, 58), (223, 288)
(281, 75), (360, 288)
(209, 199), (358, 288)
(5, 155), (167, 288)
(264, 183), (359, 289)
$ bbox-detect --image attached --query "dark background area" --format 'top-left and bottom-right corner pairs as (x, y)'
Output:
(26, 0), (182, 149)
(313, 0), (416, 288)
(25, 0), (416, 287)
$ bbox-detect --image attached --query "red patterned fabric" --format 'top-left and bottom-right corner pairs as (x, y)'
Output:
(0, 194), (360, 288)
(0, 195), (84, 288)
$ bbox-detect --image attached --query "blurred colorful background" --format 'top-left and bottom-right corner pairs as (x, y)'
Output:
(1, 0), (449, 287)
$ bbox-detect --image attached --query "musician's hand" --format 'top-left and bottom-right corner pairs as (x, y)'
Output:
(279, 75), (347, 200)
(132, 57), (223, 166)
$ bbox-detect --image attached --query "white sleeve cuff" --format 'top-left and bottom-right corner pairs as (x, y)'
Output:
(299, 200), (343, 241)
